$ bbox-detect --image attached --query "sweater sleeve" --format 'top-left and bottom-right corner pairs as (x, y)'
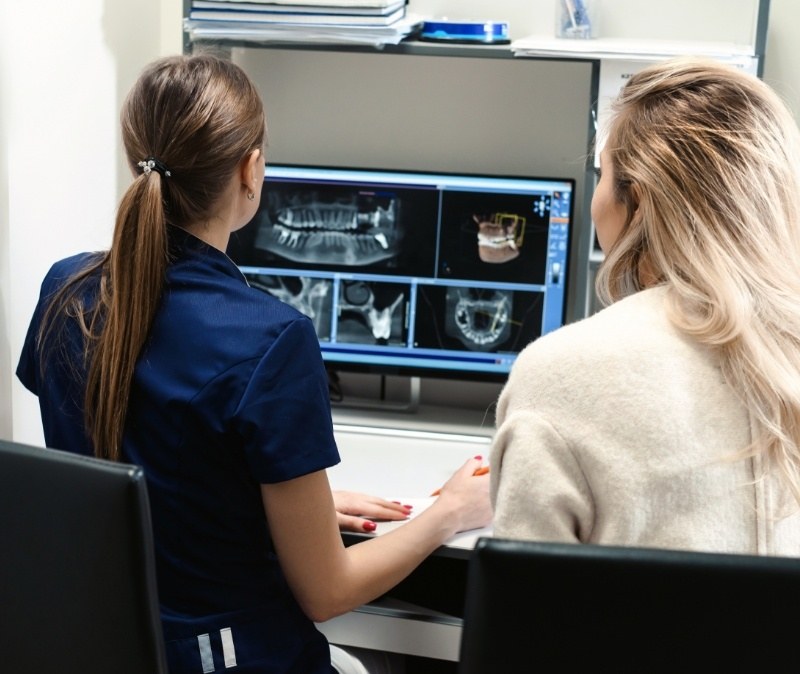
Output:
(490, 409), (594, 543)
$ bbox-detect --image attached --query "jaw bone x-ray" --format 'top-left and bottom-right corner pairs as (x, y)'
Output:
(445, 287), (512, 351)
(338, 281), (407, 346)
(254, 186), (402, 266)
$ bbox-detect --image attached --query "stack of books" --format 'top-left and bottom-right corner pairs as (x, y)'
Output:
(185, 0), (421, 46)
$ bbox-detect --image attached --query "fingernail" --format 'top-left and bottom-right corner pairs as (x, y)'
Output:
(403, 504), (413, 510)
(363, 521), (377, 532)
(392, 500), (401, 504)
(474, 455), (483, 460)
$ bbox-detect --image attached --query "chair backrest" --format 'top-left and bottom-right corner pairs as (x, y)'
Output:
(459, 536), (800, 673)
(0, 438), (168, 674)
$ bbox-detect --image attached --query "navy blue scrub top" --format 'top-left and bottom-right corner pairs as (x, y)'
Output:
(17, 226), (341, 673)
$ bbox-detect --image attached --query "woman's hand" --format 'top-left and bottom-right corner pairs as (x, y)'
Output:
(430, 456), (493, 534)
(263, 462), (492, 622)
(332, 490), (411, 533)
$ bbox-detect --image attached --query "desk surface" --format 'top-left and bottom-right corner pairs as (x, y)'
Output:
(331, 404), (497, 438)
(319, 413), (494, 661)
(328, 418), (495, 553)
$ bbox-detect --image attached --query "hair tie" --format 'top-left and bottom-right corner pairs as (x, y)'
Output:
(137, 157), (172, 178)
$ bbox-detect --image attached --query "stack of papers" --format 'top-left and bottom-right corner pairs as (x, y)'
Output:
(511, 35), (756, 61)
(185, 0), (422, 47)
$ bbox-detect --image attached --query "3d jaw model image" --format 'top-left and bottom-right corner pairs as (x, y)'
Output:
(474, 212), (526, 264)
(254, 190), (401, 266)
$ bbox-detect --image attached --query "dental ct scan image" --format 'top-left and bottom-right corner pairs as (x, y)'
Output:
(337, 280), (408, 346)
(437, 191), (552, 285)
(229, 179), (438, 277)
(228, 165), (574, 381)
(414, 285), (544, 354)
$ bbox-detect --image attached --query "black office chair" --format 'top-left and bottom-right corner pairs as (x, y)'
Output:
(0, 438), (168, 674)
(459, 536), (800, 673)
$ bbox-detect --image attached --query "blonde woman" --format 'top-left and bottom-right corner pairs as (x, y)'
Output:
(491, 57), (800, 554)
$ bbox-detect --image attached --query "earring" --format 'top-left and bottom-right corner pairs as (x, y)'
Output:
(247, 192), (255, 201)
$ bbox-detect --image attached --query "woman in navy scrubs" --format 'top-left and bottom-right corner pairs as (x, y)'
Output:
(16, 54), (491, 673)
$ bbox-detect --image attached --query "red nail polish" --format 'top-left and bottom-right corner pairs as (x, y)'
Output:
(403, 504), (413, 510)
(474, 455), (483, 460)
(363, 521), (377, 532)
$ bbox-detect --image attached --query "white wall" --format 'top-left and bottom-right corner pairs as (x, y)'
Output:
(413, 0), (760, 44)
(0, 0), (183, 445)
(764, 0), (800, 120)
(410, 0), (800, 119)
(2, 0), (799, 444)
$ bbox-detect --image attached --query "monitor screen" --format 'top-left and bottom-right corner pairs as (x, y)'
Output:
(227, 164), (574, 382)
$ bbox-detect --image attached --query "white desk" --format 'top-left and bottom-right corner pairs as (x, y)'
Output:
(317, 415), (495, 663)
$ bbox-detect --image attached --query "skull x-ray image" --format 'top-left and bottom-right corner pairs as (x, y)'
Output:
(337, 280), (408, 346)
(253, 185), (403, 267)
(445, 288), (512, 351)
(245, 273), (333, 340)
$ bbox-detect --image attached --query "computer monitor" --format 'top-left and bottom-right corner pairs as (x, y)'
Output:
(227, 164), (575, 383)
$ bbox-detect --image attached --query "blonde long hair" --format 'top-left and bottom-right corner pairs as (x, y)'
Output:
(596, 57), (800, 504)
(40, 53), (266, 460)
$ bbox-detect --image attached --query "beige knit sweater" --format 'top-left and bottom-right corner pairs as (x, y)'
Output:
(490, 286), (800, 555)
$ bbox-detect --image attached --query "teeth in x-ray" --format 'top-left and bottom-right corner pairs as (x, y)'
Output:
(478, 233), (518, 250)
(340, 282), (404, 341)
(255, 198), (400, 265)
(445, 288), (513, 351)
(282, 204), (359, 231)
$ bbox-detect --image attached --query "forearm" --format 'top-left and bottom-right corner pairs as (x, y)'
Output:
(262, 460), (489, 623)
(331, 499), (461, 612)
(269, 490), (459, 621)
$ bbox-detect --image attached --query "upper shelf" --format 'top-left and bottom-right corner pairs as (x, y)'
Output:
(184, 18), (521, 59)
(511, 35), (761, 68)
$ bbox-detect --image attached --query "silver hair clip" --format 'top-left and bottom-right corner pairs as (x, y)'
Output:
(137, 157), (172, 178)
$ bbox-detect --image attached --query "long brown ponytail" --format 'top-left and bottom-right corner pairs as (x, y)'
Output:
(41, 53), (266, 459)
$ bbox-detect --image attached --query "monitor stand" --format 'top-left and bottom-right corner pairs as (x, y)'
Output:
(331, 375), (421, 414)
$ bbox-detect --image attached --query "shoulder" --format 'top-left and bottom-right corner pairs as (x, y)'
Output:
(48, 251), (101, 275)
(219, 274), (311, 333)
(156, 260), (317, 369)
(166, 247), (309, 330)
(514, 287), (672, 370)
(500, 287), (702, 414)
(41, 252), (101, 290)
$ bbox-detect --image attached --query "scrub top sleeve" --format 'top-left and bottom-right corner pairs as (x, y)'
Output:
(235, 316), (341, 484)
(16, 257), (79, 394)
(16, 279), (50, 396)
